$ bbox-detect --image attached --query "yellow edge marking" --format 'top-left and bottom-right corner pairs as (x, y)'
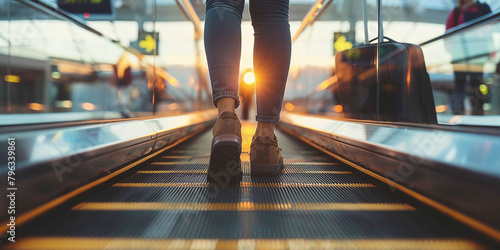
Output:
(279, 126), (500, 242)
(0, 127), (208, 233)
(137, 170), (206, 173)
(136, 170), (353, 174)
(72, 202), (415, 211)
(113, 182), (375, 188)
(8, 238), (484, 250)
(285, 162), (340, 165)
(152, 162), (199, 165)
(161, 156), (192, 159)
(151, 162), (340, 166)
(284, 170), (351, 174)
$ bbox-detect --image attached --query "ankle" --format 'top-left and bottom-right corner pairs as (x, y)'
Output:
(255, 122), (275, 138)
(217, 98), (236, 117)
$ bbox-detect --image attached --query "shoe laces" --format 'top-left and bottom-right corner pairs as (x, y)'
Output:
(252, 136), (282, 153)
(253, 136), (276, 145)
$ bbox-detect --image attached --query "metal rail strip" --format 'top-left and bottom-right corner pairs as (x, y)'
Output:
(176, 0), (204, 39)
(0, 110), (217, 233)
(420, 11), (500, 46)
(278, 111), (500, 243)
(292, 0), (333, 43)
(6, 123), (486, 249)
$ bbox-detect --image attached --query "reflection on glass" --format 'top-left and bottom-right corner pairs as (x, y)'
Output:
(285, 0), (376, 117)
(284, 0), (500, 127)
(424, 17), (500, 126)
(444, 0), (492, 117)
(0, 0), (212, 125)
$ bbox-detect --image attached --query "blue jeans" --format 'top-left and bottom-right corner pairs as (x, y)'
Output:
(204, 0), (291, 123)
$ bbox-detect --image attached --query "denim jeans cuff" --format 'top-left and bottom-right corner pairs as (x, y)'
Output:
(212, 91), (240, 109)
(255, 115), (280, 123)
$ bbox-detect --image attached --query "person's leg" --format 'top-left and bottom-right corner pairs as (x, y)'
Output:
(469, 72), (485, 115)
(254, 122), (275, 137)
(249, 0), (291, 136)
(216, 97), (236, 116)
(205, 0), (245, 185)
(249, 0), (291, 175)
(205, 0), (245, 113)
(452, 71), (466, 115)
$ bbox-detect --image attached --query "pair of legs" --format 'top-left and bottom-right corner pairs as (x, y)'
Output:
(217, 98), (276, 136)
(452, 71), (485, 115)
(205, 0), (291, 184)
(204, 0), (291, 135)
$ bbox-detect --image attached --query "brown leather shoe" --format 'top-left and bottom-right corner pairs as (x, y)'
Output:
(250, 135), (283, 176)
(208, 112), (242, 185)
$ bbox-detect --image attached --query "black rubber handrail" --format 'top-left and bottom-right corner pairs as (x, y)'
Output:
(16, 0), (107, 40)
(15, 0), (150, 58)
(420, 11), (500, 46)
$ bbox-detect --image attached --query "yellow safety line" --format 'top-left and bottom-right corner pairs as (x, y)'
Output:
(136, 170), (353, 174)
(284, 162), (340, 165)
(282, 170), (352, 174)
(137, 170), (207, 173)
(7, 238), (485, 250)
(72, 202), (415, 211)
(113, 182), (376, 188)
(161, 156), (192, 159)
(151, 162), (340, 166)
(0, 128), (207, 233)
(279, 126), (500, 242)
(151, 162), (200, 165)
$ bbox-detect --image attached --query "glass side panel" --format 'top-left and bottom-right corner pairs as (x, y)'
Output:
(423, 22), (500, 126)
(285, 0), (378, 119)
(285, 0), (500, 127)
(0, 0), (212, 125)
(382, 0), (500, 126)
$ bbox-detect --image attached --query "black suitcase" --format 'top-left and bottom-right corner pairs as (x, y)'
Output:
(334, 38), (437, 123)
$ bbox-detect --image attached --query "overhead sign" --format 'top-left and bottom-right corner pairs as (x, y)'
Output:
(334, 31), (355, 55)
(130, 32), (159, 56)
(58, 0), (115, 20)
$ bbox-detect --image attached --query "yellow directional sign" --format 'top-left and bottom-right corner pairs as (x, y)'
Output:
(334, 35), (353, 53)
(139, 34), (156, 53)
(334, 31), (356, 55)
(131, 32), (159, 56)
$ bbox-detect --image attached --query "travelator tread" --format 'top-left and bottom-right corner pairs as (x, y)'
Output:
(9, 123), (484, 249)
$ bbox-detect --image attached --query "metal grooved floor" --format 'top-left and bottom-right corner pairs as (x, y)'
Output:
(12, 123), (483, 249)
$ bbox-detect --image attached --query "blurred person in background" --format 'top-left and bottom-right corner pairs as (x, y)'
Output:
(445, 0), (491, 115)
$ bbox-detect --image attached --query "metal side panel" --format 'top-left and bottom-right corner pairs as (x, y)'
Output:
(279, 111), (500, 241)
(9, 125), (486, 250)
(0, 111), (216, 227)
(146, 110), (217, 150)
(0, 120), (156, 172)
(146, 110), (217, 137)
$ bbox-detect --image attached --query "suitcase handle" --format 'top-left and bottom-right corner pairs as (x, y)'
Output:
(369, 36), (397, 44)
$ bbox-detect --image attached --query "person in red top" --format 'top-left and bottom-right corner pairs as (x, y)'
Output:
(445, 0), (492, 115)
(446, 0), (491, 31)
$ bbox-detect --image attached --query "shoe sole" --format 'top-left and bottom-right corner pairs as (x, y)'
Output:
(250, 155), (284, 176)
(208, 134), (242, 185)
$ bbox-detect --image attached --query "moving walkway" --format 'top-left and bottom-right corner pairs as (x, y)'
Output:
(1, 117), (499, 249)
(2, 1), (500, 249)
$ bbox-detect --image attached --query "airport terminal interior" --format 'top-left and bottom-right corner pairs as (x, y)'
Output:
(1, 0), (500, 249)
